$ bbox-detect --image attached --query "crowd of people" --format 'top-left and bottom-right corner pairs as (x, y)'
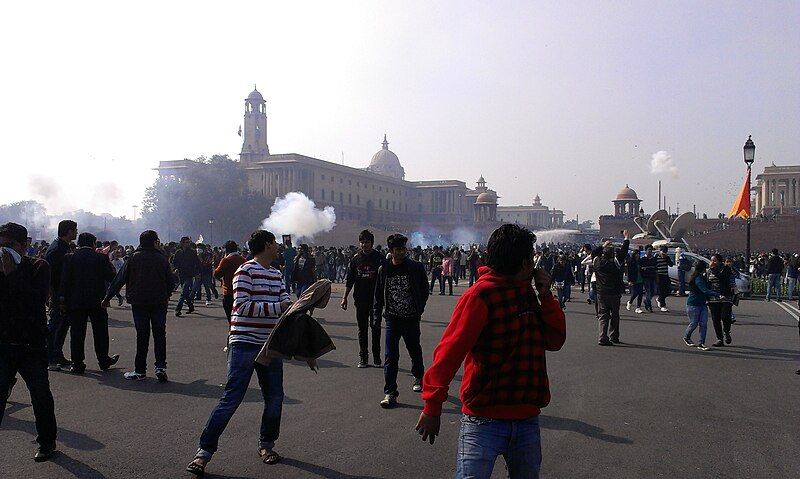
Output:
(1, 217), (798, 477)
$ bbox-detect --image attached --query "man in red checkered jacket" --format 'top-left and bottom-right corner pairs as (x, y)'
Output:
(416, 224), (566, 479)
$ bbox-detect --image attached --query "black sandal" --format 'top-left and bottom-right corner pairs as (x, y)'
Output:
(185, 458), (207, 476)
(258, 448), (281, 465)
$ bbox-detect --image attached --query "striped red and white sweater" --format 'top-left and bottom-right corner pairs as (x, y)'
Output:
(229, 259), (289, 346)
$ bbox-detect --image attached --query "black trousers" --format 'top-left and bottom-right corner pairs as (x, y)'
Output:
(597, 294), (621, 342)
(657, 275), (671, 307)
(69, 307), (111, 366)
(0, 344), (57, 446)
(709, 302), (733, 341)
(429, 268), (443, 293)
(355, 303), (381, 361)
(222, 294), (234, 323)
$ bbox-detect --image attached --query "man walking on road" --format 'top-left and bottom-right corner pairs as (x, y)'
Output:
(103, 230), (174, 382)
(45, 219), (77, 371)
(415, 224), (566, 479)
(0, 222), (59, 462)
(172, 237), (200, 317)
(374, 234), (429, 408)
(186, 230), (291, 476)
(341, 230), (384, 368)
(59, 232), (120, 374)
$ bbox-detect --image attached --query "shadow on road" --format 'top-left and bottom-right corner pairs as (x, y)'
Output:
(539, 415), (633, 444)
(279, 457), (384, 479)
(3, 402), (105, 451)
(51, 451), (108, 478)
(620, 342), (796, 361)
(79, 373), (303, 404)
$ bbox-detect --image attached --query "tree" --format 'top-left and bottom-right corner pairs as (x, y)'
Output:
(142, 155), (269, 244)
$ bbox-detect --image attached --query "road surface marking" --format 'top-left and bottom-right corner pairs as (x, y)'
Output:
(775, 301), (799, 322)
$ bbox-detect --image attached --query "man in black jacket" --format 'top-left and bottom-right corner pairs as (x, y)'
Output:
(60, 232), (120, 374)
(593, 230), (630, 346)
(0, 222), (58, 461)
(341, 230), (385, 368)
(172, 237), (200, 317)
(104, 230), (174, 382)
(44, 219), (77, 370)
(766, 248), (784, 302)
(374, 234), (429, 408)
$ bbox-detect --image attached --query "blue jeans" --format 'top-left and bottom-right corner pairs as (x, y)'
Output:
(642, 277), (657, 310)
(684, 305), (709, 344)
(176, 277), (195, 312)
(198, 342), (283, 459)
(557, 283), (571, 308)
(678, 269), (687, 295)
(131, 305), (167, 373)
(628, 283), (644, 307)
(767, 273), (781, 300)
(456, 415), (541, 479)
(384, 317), (424, 395)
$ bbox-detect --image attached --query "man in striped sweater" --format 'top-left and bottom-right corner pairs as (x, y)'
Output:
(187, 230), (291, 476)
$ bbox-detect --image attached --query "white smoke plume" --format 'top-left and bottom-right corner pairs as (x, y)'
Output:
(261, 192), (336, 241)
(650, 151), (678, 178)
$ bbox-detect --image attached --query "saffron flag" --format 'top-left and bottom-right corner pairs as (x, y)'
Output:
(727, 171), (751, 219)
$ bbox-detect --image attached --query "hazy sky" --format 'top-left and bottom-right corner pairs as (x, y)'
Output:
(2, 1), (798, 224)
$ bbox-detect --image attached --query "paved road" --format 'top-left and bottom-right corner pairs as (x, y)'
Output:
(4, 283), (800, 479)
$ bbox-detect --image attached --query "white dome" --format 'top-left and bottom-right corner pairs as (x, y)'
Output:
(367, 135), (405, 180)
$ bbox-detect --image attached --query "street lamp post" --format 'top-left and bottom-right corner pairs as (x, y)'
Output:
(743, 135), (755, 269)
(209, 219), (214, 246)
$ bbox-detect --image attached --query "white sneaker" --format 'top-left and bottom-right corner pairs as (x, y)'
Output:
(626, 301), (631, 311)
(205, 301), (211, 307)
(660, 307), (669, 312)
(635, 308), (643, 314)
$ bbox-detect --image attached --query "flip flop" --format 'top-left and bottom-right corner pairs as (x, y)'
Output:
(185, 458), (207, 476)
(258, 448), (281, 465)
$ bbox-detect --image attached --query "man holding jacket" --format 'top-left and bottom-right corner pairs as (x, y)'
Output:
(59, 232), (120, 374)
(415, 224), (566, 478)
(374, 233), (429, 408)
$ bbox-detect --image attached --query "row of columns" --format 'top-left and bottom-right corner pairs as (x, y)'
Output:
(756, 177), (800, 213)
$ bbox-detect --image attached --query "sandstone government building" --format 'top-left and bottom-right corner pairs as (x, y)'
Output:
(157, 88), (565, 235)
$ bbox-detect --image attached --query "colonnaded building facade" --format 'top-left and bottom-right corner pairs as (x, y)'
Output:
(157, 88), (565, 234)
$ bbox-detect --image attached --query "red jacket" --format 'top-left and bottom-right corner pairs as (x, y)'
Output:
(422, 266), (566, 419)
(214, 253), (247, 296)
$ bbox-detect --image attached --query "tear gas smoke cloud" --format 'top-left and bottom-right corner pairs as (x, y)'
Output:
(650, 151), (678, 178)
(261, 192), (336, 241)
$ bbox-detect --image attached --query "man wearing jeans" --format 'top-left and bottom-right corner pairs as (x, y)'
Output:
(187, 230), (291, 476)
(103, 230), (174, 382)
(766, 248), (784, 302)
(374, 234), (429, 408)
(416, 224), (566, 479)
(172, 237), (200, 316)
